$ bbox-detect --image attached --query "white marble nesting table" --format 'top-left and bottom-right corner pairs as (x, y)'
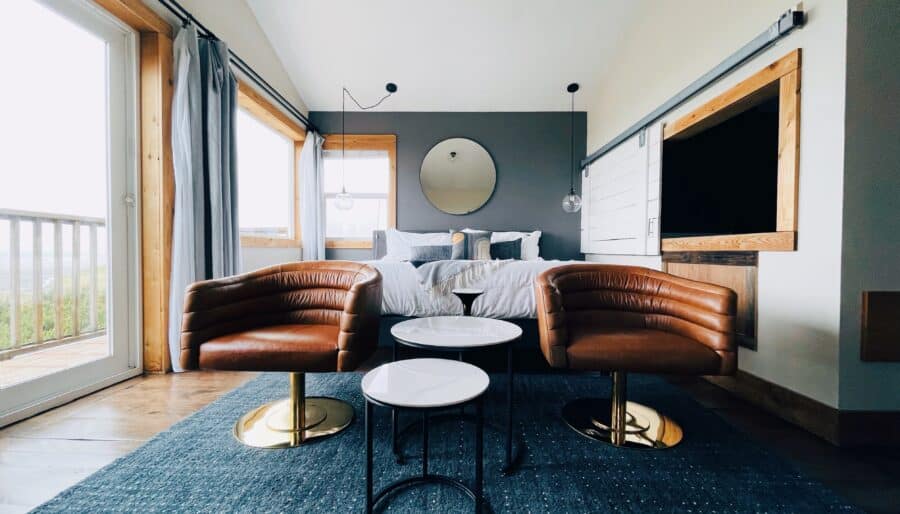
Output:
(362, 358), (489, 513)
(389, 316), (523, 475)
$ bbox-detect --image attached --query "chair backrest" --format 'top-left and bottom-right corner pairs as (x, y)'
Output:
(537, 264), (736, 353)
(180, 261), (381, 369)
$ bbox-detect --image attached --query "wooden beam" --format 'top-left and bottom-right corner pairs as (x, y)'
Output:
(661, 231), (795, 252)
(323, 134), (397, 150)
(664, 49), (801, 140)
(326, 239), (374, 249)
(237, 82), (306, 141)
(93, 0), (173, 37)
(139, 32), (174, 374)
(776, 69), (801, 231)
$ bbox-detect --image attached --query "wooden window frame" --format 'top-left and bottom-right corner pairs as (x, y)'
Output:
(236, 81), (306, 248)
(661, 49), (801, 252)
(321, 134), (397, 249)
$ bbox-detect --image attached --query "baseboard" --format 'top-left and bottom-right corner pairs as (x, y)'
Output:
(705, 371), (900, 447)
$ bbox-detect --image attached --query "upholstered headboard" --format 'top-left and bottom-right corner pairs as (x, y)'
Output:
(371, 229), (542, 260)
(373, 230), (388, 259)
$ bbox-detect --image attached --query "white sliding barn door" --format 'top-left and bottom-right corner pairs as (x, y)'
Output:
(581, 122), (662, 256)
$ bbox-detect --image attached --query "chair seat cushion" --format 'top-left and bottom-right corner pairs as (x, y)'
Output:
(566, 327), (724, 375)
(198, 324), (340, 372)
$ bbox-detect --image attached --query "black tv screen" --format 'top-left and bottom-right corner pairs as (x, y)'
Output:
(661, 95), (779, 238)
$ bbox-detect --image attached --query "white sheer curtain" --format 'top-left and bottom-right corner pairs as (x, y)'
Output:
(300, 132), (326, 260)
(168, 24), (241, 371)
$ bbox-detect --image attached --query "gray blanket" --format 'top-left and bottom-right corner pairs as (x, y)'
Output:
(414, 260), (505, 293)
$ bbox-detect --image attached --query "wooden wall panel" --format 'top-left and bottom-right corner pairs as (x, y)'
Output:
(664, 261), (757, 349)
(139, 32), (174, 373)
(661, 231), (795, 252)
(777, 69), (801, 231)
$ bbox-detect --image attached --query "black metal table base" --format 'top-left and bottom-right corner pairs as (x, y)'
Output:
(392, 412), (525, 475)
(366, 400), (487, 514)
(391, 337), (521, 475)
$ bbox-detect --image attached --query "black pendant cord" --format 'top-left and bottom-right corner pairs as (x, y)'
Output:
(344, 87), (394, 111)
(339, 85), (397, 194)
(569, 91), (575, 195)
(341, 87), (346, 193)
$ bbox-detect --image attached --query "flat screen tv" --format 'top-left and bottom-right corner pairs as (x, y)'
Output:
(661, 95), (779, 238)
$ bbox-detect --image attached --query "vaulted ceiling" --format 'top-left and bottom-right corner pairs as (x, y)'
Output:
(246, 0), (640, 112)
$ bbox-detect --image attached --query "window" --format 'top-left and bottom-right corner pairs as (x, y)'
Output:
(235, 83), (305, 247)
(323, 135), (396, 248)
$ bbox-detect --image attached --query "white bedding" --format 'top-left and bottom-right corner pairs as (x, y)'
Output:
(366, 259), (588, 319)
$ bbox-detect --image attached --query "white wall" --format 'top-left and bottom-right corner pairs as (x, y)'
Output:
(837, 0), (900, 411)
(585, 0), (848, 407)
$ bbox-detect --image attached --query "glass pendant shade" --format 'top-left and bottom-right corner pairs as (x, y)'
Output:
(335, 188), (354, 210)
(562, 190), (582, 213)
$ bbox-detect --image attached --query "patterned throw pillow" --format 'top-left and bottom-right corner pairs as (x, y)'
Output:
(449, 230), (466, 260)
(463, 230), (492, 260)
(490, 239), (522, 260)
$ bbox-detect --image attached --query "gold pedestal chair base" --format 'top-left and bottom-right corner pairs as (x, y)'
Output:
(233, 372), (354, 448)
(562, 372), (683, 449)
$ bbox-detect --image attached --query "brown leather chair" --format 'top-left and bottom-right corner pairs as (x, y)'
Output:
(180, 261), (382, 448)
(535, 264), (736, 449)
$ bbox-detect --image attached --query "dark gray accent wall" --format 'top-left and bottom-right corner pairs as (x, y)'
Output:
(309, 111), (586, 261)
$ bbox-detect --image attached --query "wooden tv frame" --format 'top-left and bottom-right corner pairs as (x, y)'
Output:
(661, 49), (801, 252)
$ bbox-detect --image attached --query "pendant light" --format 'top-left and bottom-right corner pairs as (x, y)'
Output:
(336, 87), (354, 210)
(336, 83), (398, 210)
(562, 83), (583, 213)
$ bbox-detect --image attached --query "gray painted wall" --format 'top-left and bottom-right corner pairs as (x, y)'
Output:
(838, 0), (900, 410)
(308, 111), (586, 261)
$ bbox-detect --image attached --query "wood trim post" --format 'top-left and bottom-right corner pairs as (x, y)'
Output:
(139, 32), (174, 373)
(776, 69), (801, 231)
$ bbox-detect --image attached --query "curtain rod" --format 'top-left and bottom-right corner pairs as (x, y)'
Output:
(157, 0), (318, 134)
(581, 5), (805, 170)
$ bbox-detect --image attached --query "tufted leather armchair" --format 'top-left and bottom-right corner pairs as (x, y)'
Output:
(535, 264), (736, 448)
(180, 261), (382, 448)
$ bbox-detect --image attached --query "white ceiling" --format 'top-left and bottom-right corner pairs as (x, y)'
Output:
(246, 0), (640, 112)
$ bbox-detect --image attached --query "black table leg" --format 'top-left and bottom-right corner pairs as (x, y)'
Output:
(365, 401), (373, 514)
(422, 412), (429, 477)
(458, 352), (465, 416)
(392, 339), (402, 462)
(504, 340), (514, 475)
(475, 397), (484, 514)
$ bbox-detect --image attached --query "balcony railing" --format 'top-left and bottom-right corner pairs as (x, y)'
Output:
(0, 208), (106, 360)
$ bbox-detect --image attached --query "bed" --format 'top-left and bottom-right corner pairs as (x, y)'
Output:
(366, 230), (587, 350)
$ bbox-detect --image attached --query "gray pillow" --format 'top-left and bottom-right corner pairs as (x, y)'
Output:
(409, 244), (452, 264)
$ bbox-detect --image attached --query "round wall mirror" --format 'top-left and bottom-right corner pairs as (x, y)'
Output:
(420, 137), (496, 215)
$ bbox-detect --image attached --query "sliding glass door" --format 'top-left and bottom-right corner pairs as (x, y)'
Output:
(0, 0), (140, 424)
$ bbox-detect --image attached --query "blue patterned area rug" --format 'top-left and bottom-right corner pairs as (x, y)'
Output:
(36, 372), (858, 513)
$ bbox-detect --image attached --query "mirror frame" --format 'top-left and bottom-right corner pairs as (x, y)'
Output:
(419, 137), (497, 215)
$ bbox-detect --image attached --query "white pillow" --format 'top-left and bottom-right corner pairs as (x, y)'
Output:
(383, 228), (451, 261)
(462, 229), (541, 260)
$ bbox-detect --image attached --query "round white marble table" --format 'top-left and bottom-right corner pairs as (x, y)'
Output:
(391, 316), (522, 350)
(362, 358), (489, 513)
(389, 316), (523, 475)
(361, 358), (489, 409)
